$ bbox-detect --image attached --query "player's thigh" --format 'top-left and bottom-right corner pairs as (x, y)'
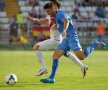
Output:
(68, 38), (86, 60)
(74, 49), (86, 60)
(36, 39), (58, 50)
(56, 39), (70, 58)
(53, 50), (65, 59)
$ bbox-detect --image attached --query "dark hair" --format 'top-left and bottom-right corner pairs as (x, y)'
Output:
(49, 0), (61, 9)
(43, 3), (53, 9)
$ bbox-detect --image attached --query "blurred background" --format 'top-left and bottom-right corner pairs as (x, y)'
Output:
(0, 0), (108, 50)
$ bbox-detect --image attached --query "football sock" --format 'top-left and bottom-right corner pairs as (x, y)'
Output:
(36, 51), (46, 69)
(68, 52), (85, 68)
(49, 59), (59, 80)
(84, 44), (97, 57)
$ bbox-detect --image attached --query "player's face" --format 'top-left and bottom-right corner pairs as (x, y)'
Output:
(45, 7), (56, 16)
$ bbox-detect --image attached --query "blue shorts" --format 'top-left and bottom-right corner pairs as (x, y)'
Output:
(57, 35), (82, 53)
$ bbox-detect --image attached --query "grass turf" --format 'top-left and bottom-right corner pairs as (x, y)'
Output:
(0, 50), (108, 90)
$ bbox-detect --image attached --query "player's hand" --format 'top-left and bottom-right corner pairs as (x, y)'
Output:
(62, 31), (66, 39)
(27, 16), (32, 21)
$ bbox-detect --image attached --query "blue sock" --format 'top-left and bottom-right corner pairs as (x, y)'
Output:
(84, 44), (97, 57)
(49, 59), (59, 80)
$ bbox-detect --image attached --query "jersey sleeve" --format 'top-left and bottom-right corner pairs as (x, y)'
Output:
(57, 12), (67, 22)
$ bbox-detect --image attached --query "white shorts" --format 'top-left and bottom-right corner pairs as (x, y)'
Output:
(36, 39), (60, 50)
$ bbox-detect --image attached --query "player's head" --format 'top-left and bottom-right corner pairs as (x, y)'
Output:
(49, 0), (61, 10)
(43, 3), (56, 16)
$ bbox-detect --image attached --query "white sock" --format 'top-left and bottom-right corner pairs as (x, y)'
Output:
(68, 52), (85, 68)
(36, 51), (47, 69)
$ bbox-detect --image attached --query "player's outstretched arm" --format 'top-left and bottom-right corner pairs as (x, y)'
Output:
(27, 16), (49, 24)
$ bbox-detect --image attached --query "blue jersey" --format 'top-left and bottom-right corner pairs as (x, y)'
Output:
(55, 10), (78, 38)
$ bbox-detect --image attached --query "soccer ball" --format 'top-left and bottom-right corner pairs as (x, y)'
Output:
(6, 74), (17, 85)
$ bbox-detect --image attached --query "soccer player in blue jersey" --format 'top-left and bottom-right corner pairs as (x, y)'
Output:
(40, 3), (106, 83)
(28, 0), (88, 77)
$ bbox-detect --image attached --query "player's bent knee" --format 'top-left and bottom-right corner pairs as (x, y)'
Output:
(52, 54), (58, 59)
(76, 55), (85, 60)
(32, 45), (39, 51)
(53, 52), (60, 59)
(52, 50), (64, 59)
(78, 57), (85, 60)
(75, 54), (85, 60)
(75, 50), (86, 60)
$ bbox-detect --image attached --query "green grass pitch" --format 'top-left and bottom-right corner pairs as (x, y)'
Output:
(0, 50), (108, 90)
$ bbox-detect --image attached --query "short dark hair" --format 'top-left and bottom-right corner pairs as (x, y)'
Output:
(49, 0), (61, 9)
(43, 3), (53, 9)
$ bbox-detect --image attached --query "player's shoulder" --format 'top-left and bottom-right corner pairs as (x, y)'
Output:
(56, 10), (65, 18)
(57, 10), (65, 15)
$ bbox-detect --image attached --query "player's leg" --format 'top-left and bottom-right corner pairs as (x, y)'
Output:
(49, 50), (64, 79)
(73, 40), (106, 60)
(68, 37), (89, 77)
(33, 39), (59, 76)
(68, 37), (86, 60)
(64, 52), (85, 68)
(67, 52), (88, 77)
(74, 49), (86, 60)
(83, 39), (106, 57)
(69, 36), (102, 60)
(33, 43), (48, 76)
(64, 49), (88, 77)
(40, 50), (64, 83)
(33, 44), (47, 70)
(40, 40), (67, 83)
(71, 38), (106, 77)
(74, 41), (98, 60)
(35, 51), (48, 76)
(33, 39), (59, 51)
